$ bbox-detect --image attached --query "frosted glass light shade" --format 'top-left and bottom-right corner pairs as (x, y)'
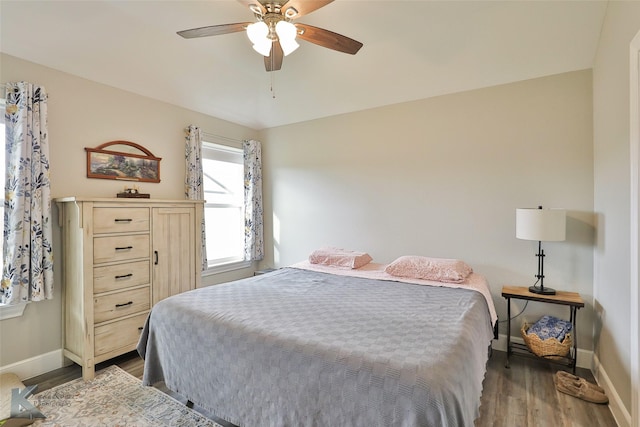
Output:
(247, 22), (272, 56)
(247, 22), (268, 44)
(252, 40), (272, 57)
(516, 208), (566, 242)
(275, 21), (299, 56)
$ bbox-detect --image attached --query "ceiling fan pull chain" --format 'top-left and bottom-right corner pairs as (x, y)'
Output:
(270, 65), (276, 99)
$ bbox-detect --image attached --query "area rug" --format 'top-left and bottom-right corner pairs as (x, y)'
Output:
(29, 366), (222, 427)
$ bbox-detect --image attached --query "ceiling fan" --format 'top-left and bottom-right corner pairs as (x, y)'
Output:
(177, 0), (363, 72)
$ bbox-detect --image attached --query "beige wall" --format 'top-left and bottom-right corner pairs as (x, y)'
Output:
(593, 1), (640, 420)
(0, 54), (258, 370)
(260, 69), (595, 352)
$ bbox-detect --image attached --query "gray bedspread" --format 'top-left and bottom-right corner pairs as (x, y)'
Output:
(138, 267), (494, 427)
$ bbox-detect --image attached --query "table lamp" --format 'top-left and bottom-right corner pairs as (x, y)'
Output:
(516, 206), (566, 295)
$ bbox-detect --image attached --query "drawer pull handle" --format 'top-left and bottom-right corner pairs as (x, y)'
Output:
(115, 246), (133, 251)
(115, 301), (133, 308)
(115, 273), (133, 279)
(138, 327), (144, 331)
(114, 219), (133, 223)
(154, 250), (159, 265)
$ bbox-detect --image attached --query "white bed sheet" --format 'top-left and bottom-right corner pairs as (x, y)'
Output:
(291, 260), (498, 325)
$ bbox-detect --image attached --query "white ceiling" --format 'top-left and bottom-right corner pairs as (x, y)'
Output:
(1, 0), (607, 130)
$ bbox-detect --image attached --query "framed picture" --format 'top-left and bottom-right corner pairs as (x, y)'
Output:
(85, 141), (161, 183)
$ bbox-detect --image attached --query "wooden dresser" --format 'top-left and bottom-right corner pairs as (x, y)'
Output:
(55, 197), (203, 379)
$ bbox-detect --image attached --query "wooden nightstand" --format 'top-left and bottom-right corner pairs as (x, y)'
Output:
(502, 285), (584, 373)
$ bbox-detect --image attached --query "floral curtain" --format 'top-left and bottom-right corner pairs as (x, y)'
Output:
(1, 82), (54, 305)
(243, 140), (264, 261)
(185, 125), (207, 271)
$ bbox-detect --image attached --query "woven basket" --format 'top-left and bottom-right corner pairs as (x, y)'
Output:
(520, 322), (572, 361)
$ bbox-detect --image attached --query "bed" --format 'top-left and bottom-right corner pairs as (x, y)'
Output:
(137, 260), (497, 427)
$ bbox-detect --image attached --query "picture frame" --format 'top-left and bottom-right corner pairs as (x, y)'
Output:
(85, 140), (161, 183)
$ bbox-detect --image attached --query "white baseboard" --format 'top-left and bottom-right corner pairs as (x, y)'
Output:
(492, 333), (592, 370)
(593, 353), (629, 427)
(0, 349), (65, 381)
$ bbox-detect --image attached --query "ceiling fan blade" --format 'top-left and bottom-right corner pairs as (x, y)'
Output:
(236, 0), (267, 16)
(282, 0), (333, 18)
(295, 24), (363, 55)
(177, 23), (250, 39)
(264, 40), (284, 72)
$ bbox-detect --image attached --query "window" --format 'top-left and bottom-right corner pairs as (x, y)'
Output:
(201, 139), (246, 271)
(0, 100), (5, 273)
(0, 100), (16, 317)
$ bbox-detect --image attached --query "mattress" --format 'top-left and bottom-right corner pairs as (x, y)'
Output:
(138, 265), (495, 427)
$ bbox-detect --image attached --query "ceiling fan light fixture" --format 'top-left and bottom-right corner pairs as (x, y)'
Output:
(179, 0), (362, 72)
(247, 21), (272, 56)
(275, 20), (299, 56)
(284, 6), (298, 19)
(252, 39), (272, 57)
(247, 21), (268, 45)
(249, 4), (263, 16)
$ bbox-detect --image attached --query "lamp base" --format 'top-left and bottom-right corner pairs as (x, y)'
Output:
(529, 285), (556, 295)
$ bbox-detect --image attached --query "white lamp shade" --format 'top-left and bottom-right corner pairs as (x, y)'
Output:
(516, 208), (566, 242)
(275, 21), (299, 56)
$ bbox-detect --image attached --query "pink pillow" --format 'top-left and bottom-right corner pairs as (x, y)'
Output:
(385, 255), (473, 283)
(309, 247), (373, 269)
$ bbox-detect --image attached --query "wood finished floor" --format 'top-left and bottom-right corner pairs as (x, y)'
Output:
(24, 350), (618, 427)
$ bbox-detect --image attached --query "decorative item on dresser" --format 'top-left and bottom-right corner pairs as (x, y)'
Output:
(117, 185), (150, 198)
(55, 197), (203, 380)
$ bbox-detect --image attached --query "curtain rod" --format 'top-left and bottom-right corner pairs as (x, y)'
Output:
(184, 126), (244, 146)
(202, 132), (244, 145)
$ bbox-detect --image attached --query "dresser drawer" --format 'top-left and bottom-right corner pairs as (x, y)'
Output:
(93, 207), (149, 234)
(94, 260), (150, 294)
(93, 234), (150, 264)
(94, 286), (150, 324)
(94, 312), (148, 357)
